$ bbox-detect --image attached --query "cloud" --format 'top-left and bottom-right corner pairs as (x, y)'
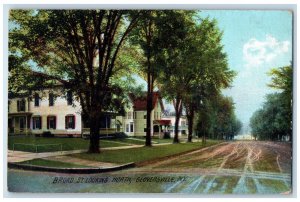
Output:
(243, 35), (290, 67)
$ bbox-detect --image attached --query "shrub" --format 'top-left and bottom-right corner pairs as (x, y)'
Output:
(42, 131), (54, 138)
(163, 132), (171, 139)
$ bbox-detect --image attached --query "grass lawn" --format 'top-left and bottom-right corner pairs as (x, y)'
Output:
(8, 136), (142, 152)
(70, 140), (221, 164)
(19, 158), (91, 168)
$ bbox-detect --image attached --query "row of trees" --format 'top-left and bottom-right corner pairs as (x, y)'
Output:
(195, 95), (242, 141)
(126, 11), (238, 144)
(250, 65), (292, 141)
(9, 10), (241, 152)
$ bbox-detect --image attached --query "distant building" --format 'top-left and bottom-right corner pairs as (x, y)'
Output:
(116, 92), (171, 137)
(161, 112), (188, 137)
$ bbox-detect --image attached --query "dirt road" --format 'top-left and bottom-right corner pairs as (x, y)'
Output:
(125, 141), (292, 194)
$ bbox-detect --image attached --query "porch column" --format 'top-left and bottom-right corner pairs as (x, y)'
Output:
(25, 116), (28, 135)
(158, 125), (161, 138)
(13, 117), (15, 134)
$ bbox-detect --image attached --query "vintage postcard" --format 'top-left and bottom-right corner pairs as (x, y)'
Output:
(6, 7), (293, 195)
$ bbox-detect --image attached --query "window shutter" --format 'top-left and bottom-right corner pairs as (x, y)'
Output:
(32, 118), (36, 129)
(40, 117), (42, 129)
(17, 101), (20, 111)
(27, 116), (30, 128)
(65, 116), (68, 129)
(54, 116), (57, 129)
(47, 117), (49, 129)
(73, 115), (76, 129)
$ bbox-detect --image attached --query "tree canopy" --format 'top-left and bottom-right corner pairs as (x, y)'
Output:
(158, 17), (236, 143)
(250, 64), (293, 141)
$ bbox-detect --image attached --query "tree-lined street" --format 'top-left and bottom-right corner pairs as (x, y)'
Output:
(7, 9), (293, 195)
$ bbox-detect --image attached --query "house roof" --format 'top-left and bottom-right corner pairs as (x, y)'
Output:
(153, 120), (171, 126)
(129, 92), (164, 111)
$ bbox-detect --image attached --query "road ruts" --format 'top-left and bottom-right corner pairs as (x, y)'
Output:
(125, 141), (292, 194)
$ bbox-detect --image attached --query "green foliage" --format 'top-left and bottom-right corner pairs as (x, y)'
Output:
(250, 65), (292, 141)
(268, 65), (292, 99)
(250, 93), (292, 141)
(195, 95), (242, 140)
(156, 16), (236, 141)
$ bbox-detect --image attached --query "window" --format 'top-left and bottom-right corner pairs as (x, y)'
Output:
(127, 112), (132, 119)
(32, 117), (42, 129)
(67, 91), (73, 105)
(19, 117), (25, 129)
(49, 93), (54, 106)
(65, 115), (75, 129)
(47, 116), (56, 129)
(17, 99), (26, 112)
(34, 93), (40, 107)
(181, 121), (186, 126)
(130, 122), (134, 132)
(126, 124), (129, 132)
(126, 122), (134, 133)
(144, 113), (147, 119)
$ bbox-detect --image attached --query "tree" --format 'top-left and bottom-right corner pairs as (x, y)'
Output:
(268, 64), (293, 140)
(130, 10), (196, 145)
(250, 65), (293, 141)
(129, 11), (157, 146)
(195, 94), (241, 140)
(9, 10), (142, 153)
(250, 93), (291, 141)
(156, 11), (197, 143)
(268, 65), (292, 100)
(159, 17), (235, 143)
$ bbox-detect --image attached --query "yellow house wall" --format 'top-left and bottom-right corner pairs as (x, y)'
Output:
(9, 90), (82, 136)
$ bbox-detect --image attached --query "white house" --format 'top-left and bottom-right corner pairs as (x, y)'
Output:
(161, 114), (188, 137)
(8, 89), (82, 137)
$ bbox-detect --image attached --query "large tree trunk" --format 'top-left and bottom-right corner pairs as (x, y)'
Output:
(174, 114), (180, 143)
(145, 87), (152, 146)
(186, 105), (194, 142)
(173, 97), (182, 144)
(88, 112), (101, 153)
(145, 18), (153, 147)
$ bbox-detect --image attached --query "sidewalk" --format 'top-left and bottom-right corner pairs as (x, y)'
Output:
(7, 149), (86, 163)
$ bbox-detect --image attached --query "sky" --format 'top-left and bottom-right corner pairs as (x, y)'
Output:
(198, 10), (293, 128)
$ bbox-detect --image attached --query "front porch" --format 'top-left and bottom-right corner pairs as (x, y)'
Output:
(153, 120), (171, 138)
(8, 112), (33, 135)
